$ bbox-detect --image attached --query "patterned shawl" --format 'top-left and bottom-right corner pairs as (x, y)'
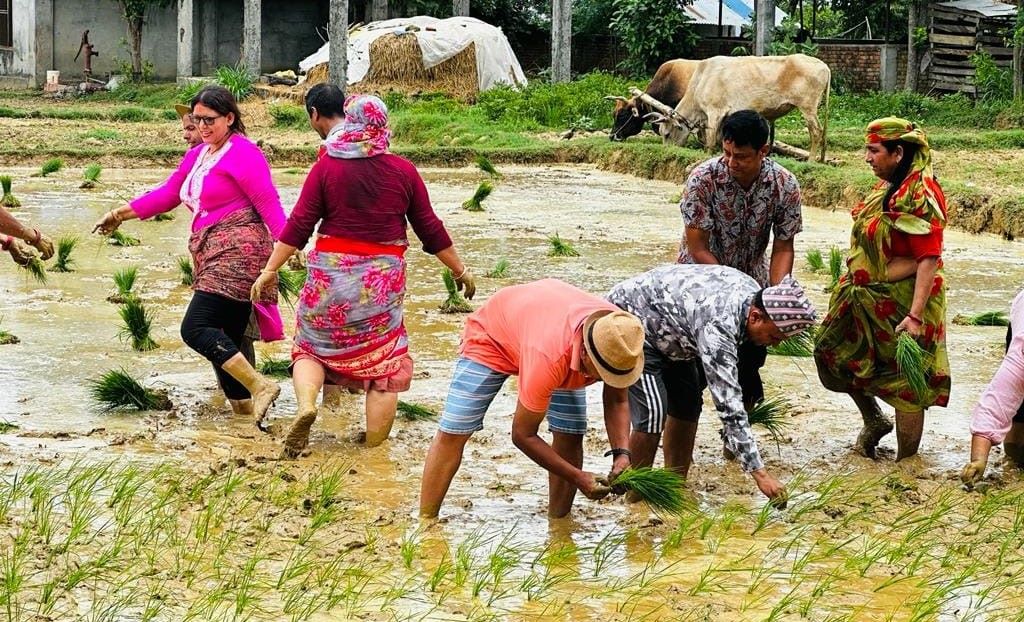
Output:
(324, 95), (391, 159)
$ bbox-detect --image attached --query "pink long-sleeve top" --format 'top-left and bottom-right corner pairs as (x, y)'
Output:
(970, 290), (1024, 444)
(278, 153), (452, 253)
(129, 133), (286, 237)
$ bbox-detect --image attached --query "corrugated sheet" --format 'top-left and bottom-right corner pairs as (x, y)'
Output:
(935, 0), (1017, 18)
(684, 0), (786, 27)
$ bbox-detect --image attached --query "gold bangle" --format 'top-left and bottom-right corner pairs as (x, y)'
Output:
(453, 267), (469, 280)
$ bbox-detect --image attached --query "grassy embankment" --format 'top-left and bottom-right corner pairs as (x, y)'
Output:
(2, 77), (1024, 237)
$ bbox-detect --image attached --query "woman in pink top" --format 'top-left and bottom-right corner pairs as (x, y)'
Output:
(251, 94), (475, 458)
(961, 290), (1024, 488)
(93, 85), (284, 426)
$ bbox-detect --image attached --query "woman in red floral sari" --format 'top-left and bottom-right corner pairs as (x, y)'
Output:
(252, 95), (475, 458)
(814, 117), (950, 461)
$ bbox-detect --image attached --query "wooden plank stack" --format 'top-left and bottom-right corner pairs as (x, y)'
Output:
(928, 1), (1016, 95)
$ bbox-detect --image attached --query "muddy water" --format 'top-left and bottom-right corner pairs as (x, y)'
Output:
(1, 164), (1023, 618)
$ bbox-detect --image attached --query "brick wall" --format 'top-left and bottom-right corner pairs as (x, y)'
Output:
(817, 43), (882, 92)
(515, 35), (624, 75)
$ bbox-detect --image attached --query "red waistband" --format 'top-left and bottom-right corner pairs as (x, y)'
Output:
(314, 235), (406, 257)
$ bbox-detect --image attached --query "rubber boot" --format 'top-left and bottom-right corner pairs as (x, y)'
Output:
(221, 354), (281, 431)
(282, 383), (320, 459)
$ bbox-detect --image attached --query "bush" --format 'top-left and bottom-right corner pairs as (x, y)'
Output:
(177, 79), (210, 104)
(971, 51), (1012, 102)
(214, 64), (256, 100)
(268, 103), (308, 129)
(609, 0), (699, 75)
(477, 72), (635, 129)
(112, 107), (154, 122)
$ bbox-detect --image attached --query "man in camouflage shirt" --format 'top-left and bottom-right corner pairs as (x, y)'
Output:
(608, 264), (816, 502)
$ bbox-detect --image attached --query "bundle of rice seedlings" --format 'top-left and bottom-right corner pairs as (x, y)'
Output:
(80, 164), (102, 189)
(90, 369), (172, 412)
(277, 268), (307, 306)
(548, 233), (580, 257)
(0, 421), (18, 433)
(177, 256), (194, 286)
(805, 248), (824, 273)
(258, 354), (291, 378)
(439, 268), (472, 313)
(153, 212), (175, 222)
(118, 298), (158, 352)
(748, 395), (795, 449)
(611, 467), (689, 516)
(485, 258), (510, 278)
(461, 181), (493, 212)
(953, 311), (1009, 327)
(0, 317), (18, 345)
(896, 332), (930, 400)
(108, 230), (140, 247)
(49, 235), (79, 272)
(767, 326), (816, 357)
(475, 155), (501, 179)
(22, 257), (47, 284)
(36, 158), (63, 177)
(828, 246), (844, 288)
(0, 175), (20, 207)
(397, 401), (438, 421)
(108, 267), (138, 303)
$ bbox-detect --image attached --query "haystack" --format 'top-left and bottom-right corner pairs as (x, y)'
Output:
(306, 33), (479, 102)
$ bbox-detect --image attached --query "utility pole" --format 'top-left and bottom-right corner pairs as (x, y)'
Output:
(453, 0), (470, 16)
(329, 0), (349, 87)
(755, 0), (774, 56)
(551, 0), (571, 83)
(905, 0), (920, 91)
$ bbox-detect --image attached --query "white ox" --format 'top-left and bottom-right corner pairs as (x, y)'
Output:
(652, 54), (831, 162)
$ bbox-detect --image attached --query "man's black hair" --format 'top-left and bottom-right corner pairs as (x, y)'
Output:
(721, 110), (770, 150)
(304, 83), (346, 118)
(751, 289), (766, 313)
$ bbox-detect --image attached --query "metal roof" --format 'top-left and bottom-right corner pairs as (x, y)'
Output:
(935, 0), (1017, 18)
(685, 0), (786, 27)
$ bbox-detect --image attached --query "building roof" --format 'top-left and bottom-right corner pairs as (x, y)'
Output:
(685, 0), (786, 28)
(935, 0), (1017, 18)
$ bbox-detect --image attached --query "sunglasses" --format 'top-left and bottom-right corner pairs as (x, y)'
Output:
(191, 114), (222, 126)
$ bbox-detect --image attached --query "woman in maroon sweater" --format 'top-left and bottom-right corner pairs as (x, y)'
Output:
(252, 94), (475, 457)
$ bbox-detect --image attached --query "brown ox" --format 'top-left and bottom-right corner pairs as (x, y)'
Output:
(606, 59), (700, 141)
(652, 54), (831, 162)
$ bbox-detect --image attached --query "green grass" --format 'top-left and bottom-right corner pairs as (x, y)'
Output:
(439, 268), (472, 314)
(397, 401), (438, 421)
(954, 311), (1010, 327)
(78, 129), (121, 142)
(258, 355), (291, 378)
(177, 256), (193, 286)
(80, 163), (102, 189)
(111, 107), (154, 122)
(49, 236), (79, 272)
(108, 230), (140, 247)
(214, 64), (256, 101)
(90, 369), (171, 411)
(612, 467), (689, 516)
(0, 175), (19, 207)
(461, 181), (493, 212)
(269, 103), (308, 129)
(896, 332), (930, 400)
(547, 233), (580, 257)
(485, 258), (510, 278)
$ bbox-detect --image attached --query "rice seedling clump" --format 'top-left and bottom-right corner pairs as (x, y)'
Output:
(953, 311), (1009, 327)
(153, 212), (175, 222)
(548, 233), (580, 257)
(22, 256), (47, 283)
(748, 394), (795, 449)
(177, 256), (194, 286)
(108, 267), (138, 303)
(37, 158), (63, 177)
(767, 326), (816, 357)
(462, 181), (494, 212)
(80, 164), (102, 189)
(258, 355), (291, 378)
(805, 248), (824, 273)
(0, 175), (20, 207)
(277, 268), (307, 306)
(49, 235), (79, 272)
(0, 319), (18, 345)
(108, 230), (140, 247)
(397, 401), (438, 421)
(896, 332), (930, 400)
(485, 258), (510, 278)
(90, 369), (172, 411)
(476, 155), (501, 179)
(439, 268), (472, 313)
(612, 467), (688, 516)
(827, 246), (844, 290)
(118, 298), (159, 352)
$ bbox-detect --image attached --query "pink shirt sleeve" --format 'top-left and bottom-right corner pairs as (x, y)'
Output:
(229, 140), (286, 239)
(129, 146), (201, 220)
(971, 291), (1024, 444)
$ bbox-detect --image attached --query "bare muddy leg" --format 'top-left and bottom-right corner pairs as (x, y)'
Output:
(364, 389), (398, 447)
(548, 431), (583, 519)
(419, 430), (473, 518)
(895, 409), (924, 462)
(1004, 421), (1024, 466)
(852, 392), (894, 459)
(282, 359), (325, 459)
(663, 418), (698, 478)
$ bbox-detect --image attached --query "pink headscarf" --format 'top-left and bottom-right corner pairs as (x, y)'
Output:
(324, 94), (391, 159)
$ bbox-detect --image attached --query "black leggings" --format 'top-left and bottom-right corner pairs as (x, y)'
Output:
(180, 290), (252, 400)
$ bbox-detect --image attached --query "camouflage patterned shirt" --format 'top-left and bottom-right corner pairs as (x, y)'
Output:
(608, 264), (765, 473)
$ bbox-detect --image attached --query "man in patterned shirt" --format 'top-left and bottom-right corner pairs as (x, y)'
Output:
(608, 264), (816, 503)
(677, 109), (804, 449)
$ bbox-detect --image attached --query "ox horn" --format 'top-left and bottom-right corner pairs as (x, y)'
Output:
(604, 95), (629, 103)
(643, 112), (668, 124)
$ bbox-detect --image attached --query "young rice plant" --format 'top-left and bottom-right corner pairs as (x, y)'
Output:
(277, 268), (307, 306)
(439, 268), (472, 313)
(485, 258), (510, 278)
(22, 256), (47, 283)
(80, 164), (102, 189)
(611, 467), (689, 516)
(153, 212), (175, 222)
(748, 394), (795, 449)
(896, 332), (930, 400)
(118, 298), (159, 352)
(805, 248), (824, 273)
(258, 355), (291, 378)
(954, 311), (1009, 327)
(0, 175), (20, 207)
(177, 256), (194, 286)
(548, 233), (580, 257)
(37, 158), (63, 177)
(767, 325), (816, 357)
(90, 369), (171, 411)
(828, 246), (844, 289)
(49, 236), (79, 272)
(110, 267), (138, 303)
(476, 155), (502, 179)
(462, 180), (493, 212)
(397, 401), (438, 421)
(108, 230), (140, 247)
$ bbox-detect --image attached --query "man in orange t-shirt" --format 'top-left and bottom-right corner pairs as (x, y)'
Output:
(419, 279), (645, 519)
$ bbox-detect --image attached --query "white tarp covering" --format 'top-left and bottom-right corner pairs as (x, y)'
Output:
(299, 16), (528, 91)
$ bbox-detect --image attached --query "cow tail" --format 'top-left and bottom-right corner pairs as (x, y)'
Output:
(821, 70), (831, 163)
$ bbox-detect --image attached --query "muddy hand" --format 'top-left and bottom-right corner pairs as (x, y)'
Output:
(92, 210), (122, 235)
(7, 239), (37, 266)
(753, 468), (787, 507)
(29, 230), (54, 260)
(607, 454), (631, 495)
(455, 269), (476, 299)
(250, 270), (276, 302)
(579, 472), (611, 501)
(960, 460), (987, 489)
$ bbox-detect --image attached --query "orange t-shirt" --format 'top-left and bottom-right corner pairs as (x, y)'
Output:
(460, 279), (619, 413)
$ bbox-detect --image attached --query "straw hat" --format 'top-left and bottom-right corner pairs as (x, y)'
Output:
(174, 104), (192, 119)
(582, 310), (645, 389)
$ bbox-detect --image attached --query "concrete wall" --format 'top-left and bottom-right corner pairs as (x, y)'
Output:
(0, 0), (42, 86)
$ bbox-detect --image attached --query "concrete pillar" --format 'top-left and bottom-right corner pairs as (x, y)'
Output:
(880, 44), (900, 92)
(754, 0), (773, 56)
(176, 0), (194, 82)
(551, 0), (571, 83)
(453, 0), (470, 16)
(33, 0), (53, 87)
(241, 0), (261, 77)
(371, 0), (388, 22)
(329, 0), (348, 87)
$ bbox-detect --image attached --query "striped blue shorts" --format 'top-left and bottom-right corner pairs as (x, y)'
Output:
(439, 357), (589, 435)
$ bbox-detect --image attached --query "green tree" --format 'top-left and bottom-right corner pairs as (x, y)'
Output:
(828, 0), (909, 40)
(609, 0), (698, 76)
(113, 0), (173, 80)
